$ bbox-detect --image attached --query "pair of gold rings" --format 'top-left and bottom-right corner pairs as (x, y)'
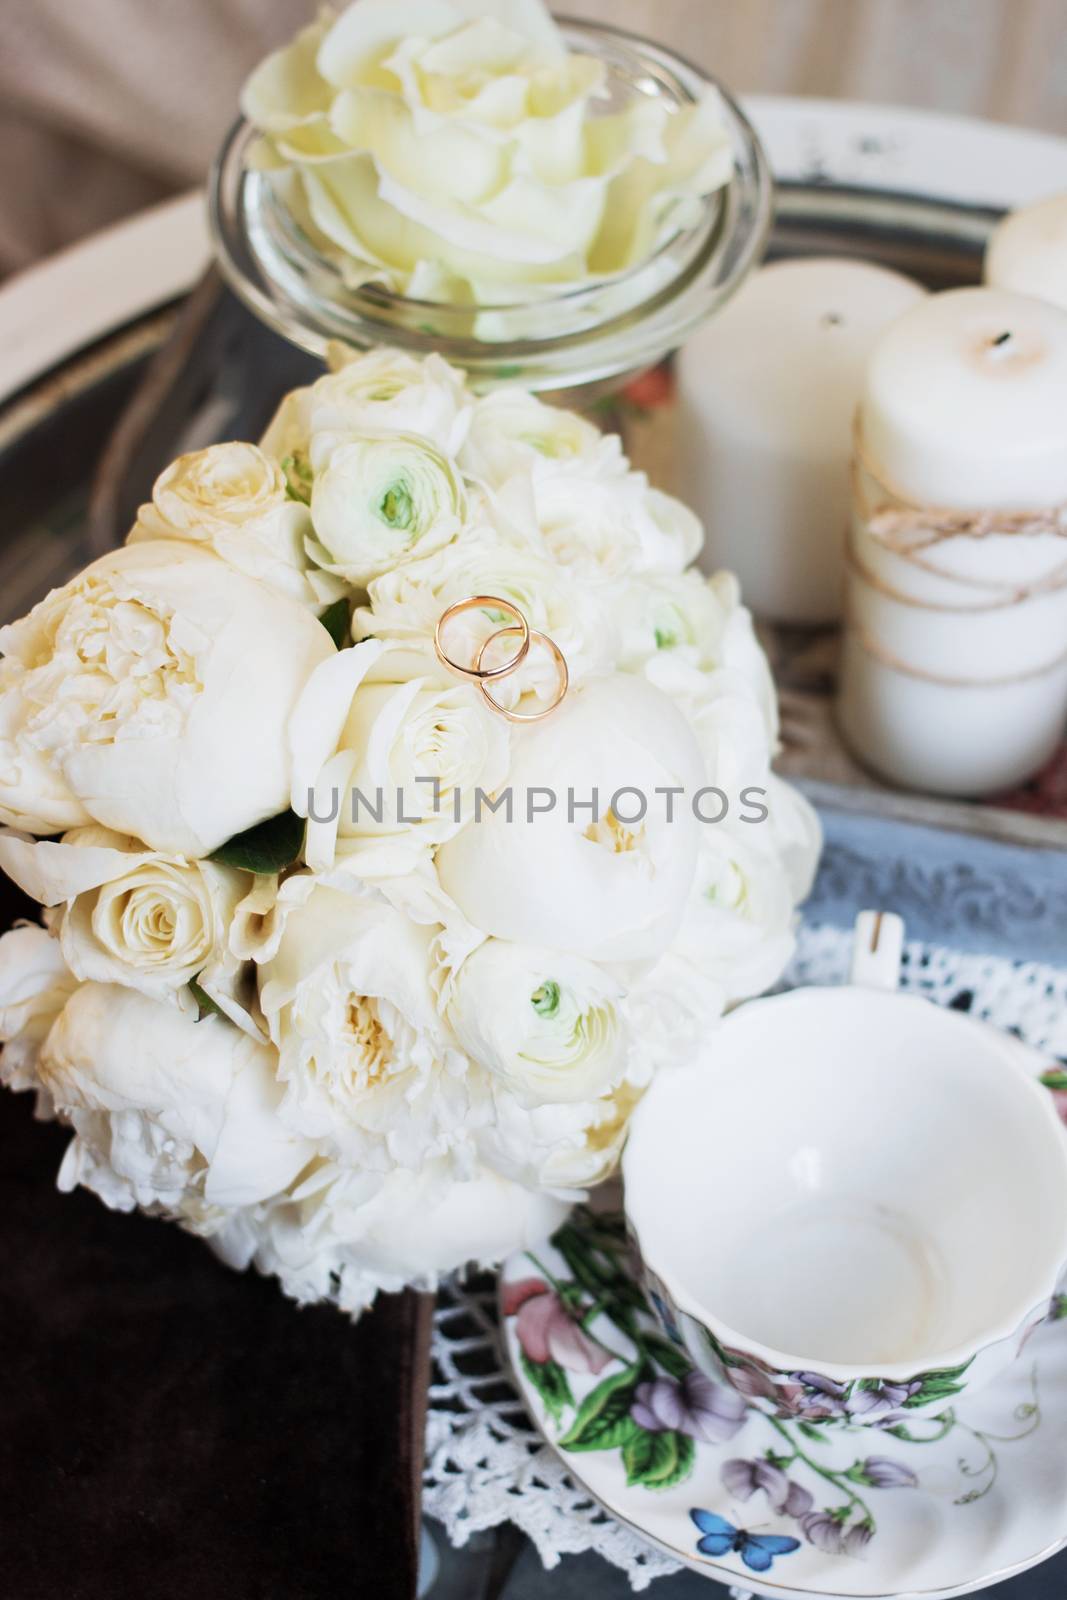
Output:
(433, 595), (569, 724)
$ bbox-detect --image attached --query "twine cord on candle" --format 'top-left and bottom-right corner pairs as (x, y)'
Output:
(851, 425), (1067, 604)
(845, 423), (1067, 686)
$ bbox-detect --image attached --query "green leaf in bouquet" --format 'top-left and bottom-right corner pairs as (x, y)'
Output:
(209, 809), (305, 874)
(621, 1426), (694, 1490)
(319, 598), (352, 649)
(188, 978), (225, 1021)
(558, 1363), (644, 1453)
(519, 1352), (573, 1426)
(1040, 1067), (1067, 1092)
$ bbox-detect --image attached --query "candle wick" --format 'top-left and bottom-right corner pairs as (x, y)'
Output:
(821, 311), (844, 328)
(991, 330), (1012, 348)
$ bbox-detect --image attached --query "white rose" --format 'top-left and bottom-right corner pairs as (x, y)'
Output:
(354, 532), (616, 689)
(0, 542), (335, 855)
(129, 441), (338, 609)
(0, 825), (248, 1015)
(258, 880), (476, 1168)
(39, 982), (315, 1218)
(0, 923), (78, 1101)
(448, 938), (627, 1105)
(290, 640), (510, 872)
(242, 0), (731, 305)
(436, 674), (703, 962)
(262, 345), (472, 464)
(307, 429), (467, 586)
(248, 1157), (568, 1315)
(459, 389), (623, 489)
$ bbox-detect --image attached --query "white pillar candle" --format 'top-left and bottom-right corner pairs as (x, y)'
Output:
(676, 257), (925, 624)
(986, 194), (1067, 312)
(838, 286), (1067, 797)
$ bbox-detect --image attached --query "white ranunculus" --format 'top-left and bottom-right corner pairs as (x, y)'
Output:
(436, 673), (703, 963)
(308, 429), (467, 586)
(0, 825), (248, 1015)
(459, 389), (624, 489)
(242, 0), (731, 306)
(613, 569), (735, 673)
(354, 532), (617, 691)
(0, 924), (78, 1103)
(0, 542), (334, 855)
(479, 1075), (644, 1192)
(129, 441), (338, 608)
(262, 345), (473, 465)
(290, 639), (511, 871)
(672, 778), (820, 1004)
(258, 880), (477, 1168)
(533, 470), (704, 577)
(39, 982), (315, 1218)
(448, 938), (627, 1105)
(248, 1157), (568, 1315)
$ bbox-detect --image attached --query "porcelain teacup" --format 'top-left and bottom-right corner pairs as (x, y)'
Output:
(623, 912), (1067, 1424)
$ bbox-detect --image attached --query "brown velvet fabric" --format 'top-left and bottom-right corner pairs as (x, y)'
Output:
(0, 999), (426, 1600)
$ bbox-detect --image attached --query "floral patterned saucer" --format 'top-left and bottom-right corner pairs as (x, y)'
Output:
(502, 1183), (1067, 1597)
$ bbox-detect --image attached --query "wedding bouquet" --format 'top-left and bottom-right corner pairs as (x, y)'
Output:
(0, 344), (819, 1316)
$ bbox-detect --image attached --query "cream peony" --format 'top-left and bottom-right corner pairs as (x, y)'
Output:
(242, 0), (732, 305)
(247, 1157), (568, 1315)
(38, 981), (314, 1217)
(128, 441), (335, 607)
(0, 826), (248, 1016)
(448, 938), (626, 1105)
(290, 640), (510, 871)
(258, 879), (475, 1168)
(436, 674), (703, 963)
(308, 429), (467, 585)
(0, 543), (335, 855)
(0, 924), (78, 1101)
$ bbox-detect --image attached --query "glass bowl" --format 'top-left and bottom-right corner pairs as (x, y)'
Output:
(208, 18), (772, 401)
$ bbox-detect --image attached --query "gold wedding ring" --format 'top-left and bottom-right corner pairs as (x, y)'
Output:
(475, 625), (570, 724)
(433, 595), (530, 682)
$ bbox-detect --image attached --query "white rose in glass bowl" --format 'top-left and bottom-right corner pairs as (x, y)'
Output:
(261, 345), (473, 466)
(0, 826), (249, 1017)
(437, 674), (703, 963)
(0, 543), (334, 855)
(289, 640), (510, 872)
(257, 879), (477, 1169)
(448, 938), (627, 1106)
(39, 982), (315, 1218)
(242, 0), (731, 304)
(128, 441), (337, 608)
(308, 429), (467, 586)
(248, 1156), (568, 1315)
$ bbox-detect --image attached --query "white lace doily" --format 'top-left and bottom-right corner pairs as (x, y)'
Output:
(422, 923), (1067, 1590)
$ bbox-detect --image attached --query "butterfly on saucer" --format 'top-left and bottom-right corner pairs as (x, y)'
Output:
(690, 1509), (801, 1573)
